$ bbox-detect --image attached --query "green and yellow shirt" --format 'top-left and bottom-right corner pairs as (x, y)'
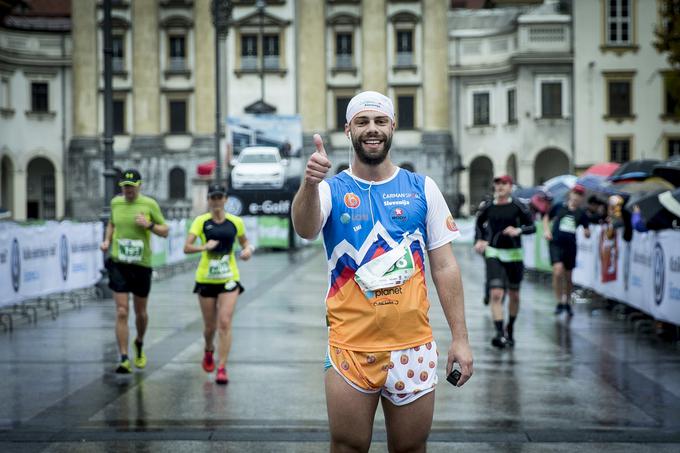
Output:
(110, 195), (166, 268)
(189, 213), (245, 284)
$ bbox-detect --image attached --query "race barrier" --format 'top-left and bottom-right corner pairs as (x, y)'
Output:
(0, 221), (104, 307)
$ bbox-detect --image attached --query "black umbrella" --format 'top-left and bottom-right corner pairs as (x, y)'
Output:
(652, 160), (680, 187)
(635, 189), (680, 230)
(609, 159), (662, 182)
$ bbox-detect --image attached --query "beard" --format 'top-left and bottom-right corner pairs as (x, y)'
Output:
(351, 131), (393, 166)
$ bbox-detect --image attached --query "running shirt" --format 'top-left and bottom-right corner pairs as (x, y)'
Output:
(110, 195), (166, 268)
(548, 203), (589, 244)
(189, 213), (245, 284)
(475, 198), (535, 262)
(319, 168), (460, 352)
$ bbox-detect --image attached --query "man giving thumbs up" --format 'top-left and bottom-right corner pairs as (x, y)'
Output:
(291, 90), (473, 453)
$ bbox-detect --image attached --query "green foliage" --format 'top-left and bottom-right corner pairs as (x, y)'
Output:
(656, 0), (680, 117)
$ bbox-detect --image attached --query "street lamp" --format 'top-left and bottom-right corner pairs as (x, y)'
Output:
(101, 0), (115, 220)
(211, 0), (233, 184)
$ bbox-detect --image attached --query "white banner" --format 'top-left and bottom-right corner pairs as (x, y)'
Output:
(0, 221), (104, 307)
(568, 226), (680, 326)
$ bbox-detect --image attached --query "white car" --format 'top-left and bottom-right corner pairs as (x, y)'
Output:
(230, 146), (287, 190)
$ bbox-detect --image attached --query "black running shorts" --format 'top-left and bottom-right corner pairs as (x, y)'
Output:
(549, 241), (577, 271)
(106, 258), (153, 298)
(485, 257), (523, 290)
(193, 282), (244, 298)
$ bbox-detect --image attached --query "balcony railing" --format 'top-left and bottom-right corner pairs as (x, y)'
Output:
(335, 54), (353, 68)
(168, 57), (186, 71)
(396, 51), (413, 66)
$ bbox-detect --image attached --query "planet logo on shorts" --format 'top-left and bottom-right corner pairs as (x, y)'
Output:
(343, 193), (361, 209)
(446, 215), (458, 232)
(11, 238), (20, 292)
(60, 234), (69, 281)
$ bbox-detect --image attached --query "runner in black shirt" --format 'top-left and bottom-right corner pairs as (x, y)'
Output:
(474, 175), (535, 348)
(543, 184), (590, 316)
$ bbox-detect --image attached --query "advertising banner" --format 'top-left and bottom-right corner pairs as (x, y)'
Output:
(651, 230), (680, 325)
(0, 221), (103, 307)
(572, 227), (596, 289)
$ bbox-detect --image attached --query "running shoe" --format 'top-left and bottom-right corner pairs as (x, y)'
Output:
(565, 304), (574, 317)
(202, 350), (215, 373)
(505, 336), (515, 348)
(116, 359), (132, 374)
(216, 366), (229, 385)
(491, 334), (507, 349)
(554, 304), (565, 315)
(133, 341), (147, 369)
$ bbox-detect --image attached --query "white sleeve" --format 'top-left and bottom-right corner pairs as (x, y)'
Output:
(319, 180), (332, 228)
(425, 176), (461, 250)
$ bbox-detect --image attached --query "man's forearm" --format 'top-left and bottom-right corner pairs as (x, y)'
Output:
(432, 260), (468, 342)
(292, 183), (322, 239)
(105, 222), (114, 242)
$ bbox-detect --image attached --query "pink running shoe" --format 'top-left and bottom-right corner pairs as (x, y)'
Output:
(216, 366), (229, 385)
(202, 350), (215, 373)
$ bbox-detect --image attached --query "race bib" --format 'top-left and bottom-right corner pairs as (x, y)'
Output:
(355, 235), (415, 293)
(559, 216), (577, 234)
(207, 255), (232, 280)
(117, 239), (144, 263)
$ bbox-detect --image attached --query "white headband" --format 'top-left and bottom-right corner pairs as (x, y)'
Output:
(345, 91), (395, 124)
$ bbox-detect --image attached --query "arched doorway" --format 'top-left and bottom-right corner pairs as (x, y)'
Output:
(26, 157), (56, 219)
(1, 155), (13, 216)
(506, 154), (517, 182)
(168, 167), (186, 199)
(399, 162), (416, 172)
(534, 148), (569, 185)
(469, 156), (493, 214)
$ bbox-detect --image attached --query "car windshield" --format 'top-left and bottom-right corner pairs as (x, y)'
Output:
(239, 153), (278, 164)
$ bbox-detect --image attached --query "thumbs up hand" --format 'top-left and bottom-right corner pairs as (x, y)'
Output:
(304, 133), (332, 186)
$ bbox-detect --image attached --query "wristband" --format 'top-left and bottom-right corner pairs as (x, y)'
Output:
(147, 221), (155, 231)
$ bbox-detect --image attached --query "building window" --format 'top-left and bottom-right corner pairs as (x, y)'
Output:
(668, 138), (680, 158)
(263, 34), (280, 69)
(397, 95), (415, 129)
(609, 137), (631, 163)
(541, 81), (562, 118)
(111, 35), (125, 72)
(663, 73), (680, 118)
(396, 29), (414, 66)
(31, 82), (48, 113)
(335, 96), (351, 130)
(113, 99), (125, 135)
(169, 35), (186, 71)
(507, 88), (516, 123)
(607, 79), (632, 118)
(241, 35), (258, 69)
(169, 100), (187, 134)
(335, 32), (353, 68)
(169, 167), (186, 199)
(473, 92), (490, 126)
(605, 0), (633, 46)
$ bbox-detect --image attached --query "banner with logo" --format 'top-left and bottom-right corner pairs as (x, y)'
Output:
(567, 226), (680, 326)
(0, 221), (104, 307)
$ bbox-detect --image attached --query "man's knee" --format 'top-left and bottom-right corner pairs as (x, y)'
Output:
(330, 435), (372, 453)
(489, 288), (504, 302)
(217, 315), (232, 331)
(116, 305), (129, 320)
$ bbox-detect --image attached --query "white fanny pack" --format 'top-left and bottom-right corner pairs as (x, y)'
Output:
(354, 234), (415, 293)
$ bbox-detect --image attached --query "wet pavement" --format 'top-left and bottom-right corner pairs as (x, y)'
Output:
(1, 244), (680, 452)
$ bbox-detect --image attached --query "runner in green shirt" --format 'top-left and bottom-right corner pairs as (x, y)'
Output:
(100, 169), (168, 374)
(184, 184), (253, 385)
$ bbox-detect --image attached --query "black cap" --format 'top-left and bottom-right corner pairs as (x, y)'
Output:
(207, 184), (227, 197)
(119, 168), (142, 186)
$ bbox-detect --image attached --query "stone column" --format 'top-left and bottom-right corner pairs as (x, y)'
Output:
(12, 169), (26, 221)
(194, 0), (215, 135)
(297, 0), (326, 134)
(132, 0), (160, 135)
(361, 0), (387, 93)
(71, 0), (97, 137)
(422, 0), (449, 131)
